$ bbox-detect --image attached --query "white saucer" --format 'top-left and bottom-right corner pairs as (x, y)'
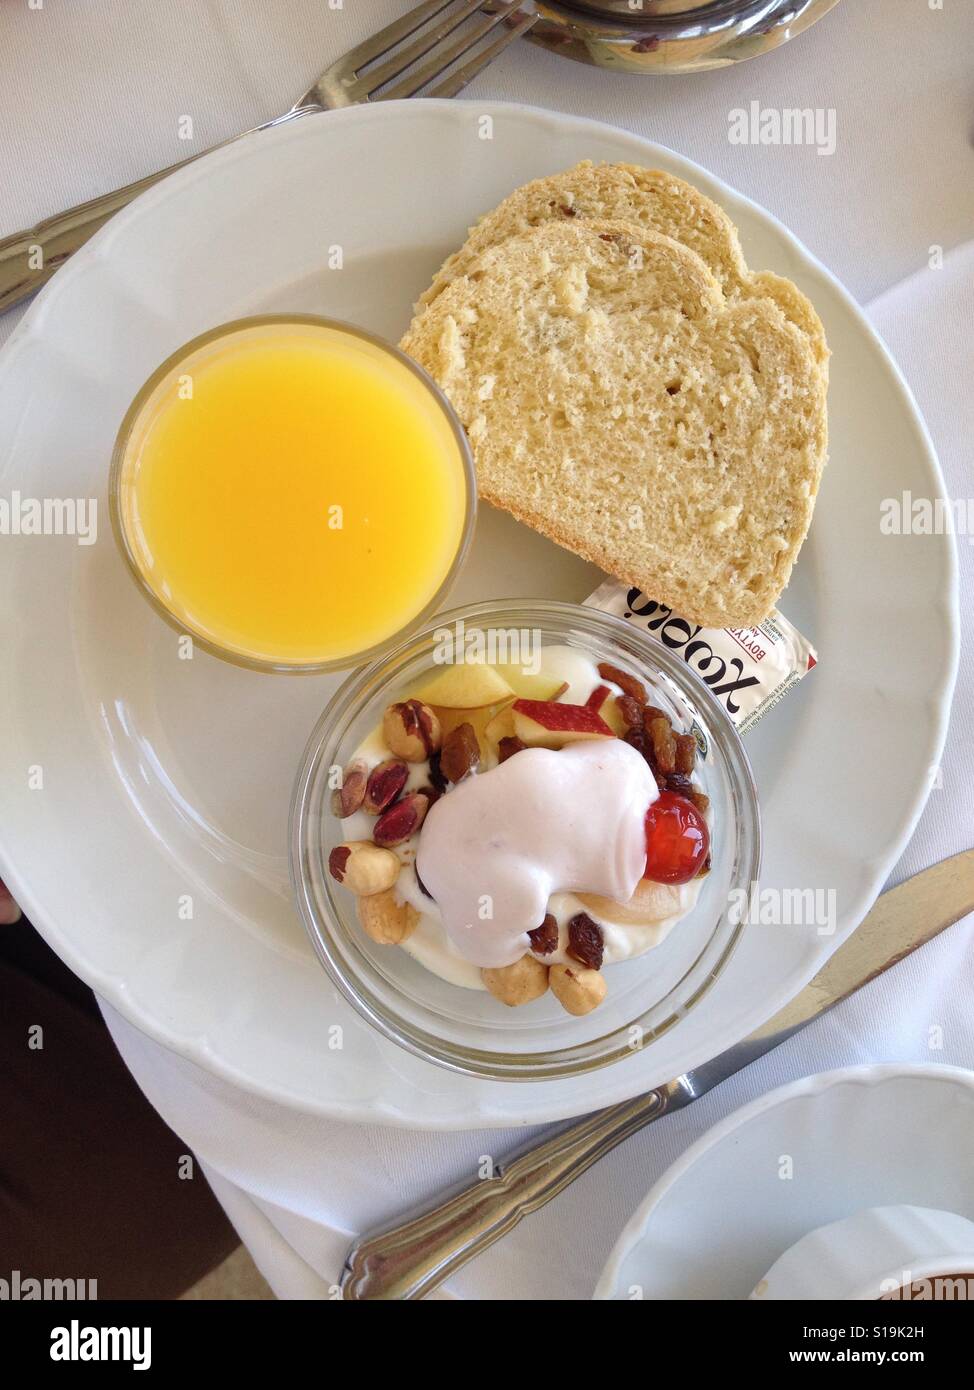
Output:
(595, 1064), (974, 1299)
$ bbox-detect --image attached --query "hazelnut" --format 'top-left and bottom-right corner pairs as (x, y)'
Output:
(330, 759), (368, 818)
(481, 954), (549, 1007)
(373, 792), (429, 848)
(383, 699), (441, 762)
(357, 890), (419, 945)
(328, 841), (400, 897)
(549, 963), (607, 1016)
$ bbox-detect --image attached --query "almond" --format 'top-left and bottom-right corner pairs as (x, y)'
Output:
(440, 722), (481, 782)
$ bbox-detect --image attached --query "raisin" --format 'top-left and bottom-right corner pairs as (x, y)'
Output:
(428, 750), (448, 794)
(675, 733), (697, 776)
(598, 661), (647, 704)
(648, 716), (677, 774)
(567, 912), (604, 971)
(497, 735), (527, 764)
(616, 693), (643, 730)
(642, 705), (669, 731)
(689, 788), (710, 814)
(624, 726), (648, 755)
(528, 913), (558, 956)
(666, 772), (693, 796)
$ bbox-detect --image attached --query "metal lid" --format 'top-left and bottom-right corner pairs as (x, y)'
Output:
(554, 0), (764, 21)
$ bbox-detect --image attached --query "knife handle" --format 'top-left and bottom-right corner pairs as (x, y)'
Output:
(341, 1080), (689, 1300)
(0, 107), (313, 316)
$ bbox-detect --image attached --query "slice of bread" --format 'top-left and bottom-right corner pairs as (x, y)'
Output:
(418, 161), (828, 371)
(401, 218), (828, 628)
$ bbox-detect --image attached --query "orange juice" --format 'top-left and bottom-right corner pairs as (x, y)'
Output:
(112, 318), (472, 668)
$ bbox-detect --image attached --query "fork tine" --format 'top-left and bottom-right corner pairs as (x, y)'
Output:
(378, 2), (525, 102)
(355, 0), (490, 100)
(426, 10), (537, 100)
(338, 0), (459, 73)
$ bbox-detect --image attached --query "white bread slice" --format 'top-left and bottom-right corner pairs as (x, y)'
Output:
(401, 218), (828, 628)
(418, 161), (828, 371)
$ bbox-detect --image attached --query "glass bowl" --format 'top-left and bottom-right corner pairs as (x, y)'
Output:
(109, 314), (476, 674)
(290, 599), (761, 1080)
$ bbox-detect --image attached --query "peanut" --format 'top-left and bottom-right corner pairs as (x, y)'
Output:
(549, 963), (607, 1016)
(357, 890), (419, 945)
(481, 954), (549, 1007)
(328, 841), (399, 897)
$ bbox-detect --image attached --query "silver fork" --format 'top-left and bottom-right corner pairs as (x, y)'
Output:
(0, 0), (536, 315)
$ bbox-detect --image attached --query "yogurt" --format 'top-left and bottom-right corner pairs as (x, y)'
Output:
(416, 740), (657, 969)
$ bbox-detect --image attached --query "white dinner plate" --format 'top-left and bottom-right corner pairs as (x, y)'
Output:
(595, 1064), (974, 1299)
(0, 101), (957, 1127)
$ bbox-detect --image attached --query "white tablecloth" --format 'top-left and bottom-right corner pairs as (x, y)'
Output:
(2, 0), (972, 1299)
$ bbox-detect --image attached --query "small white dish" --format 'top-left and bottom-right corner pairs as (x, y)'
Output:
(751, 1204), (974, 1301)
(595, 1065), (974, 1300)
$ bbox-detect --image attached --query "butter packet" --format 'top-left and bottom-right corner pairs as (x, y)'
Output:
(585, 580), (817, 735)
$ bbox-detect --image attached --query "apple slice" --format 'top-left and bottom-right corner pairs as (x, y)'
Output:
(511, 699), (614, 749)
(577, 880), (684, 926)
(484, 704), (516, 747)
(433, 703), (499, 753)
(493, 663), (569, 701)
(417, 663), (514, 710)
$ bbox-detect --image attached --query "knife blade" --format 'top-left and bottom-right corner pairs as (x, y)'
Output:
(341, 849), (974, 1299)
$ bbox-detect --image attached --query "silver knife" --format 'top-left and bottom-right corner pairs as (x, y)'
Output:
(341, 849), (974, 1299)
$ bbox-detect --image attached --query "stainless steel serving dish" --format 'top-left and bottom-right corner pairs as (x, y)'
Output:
(521, 0), (842, 73)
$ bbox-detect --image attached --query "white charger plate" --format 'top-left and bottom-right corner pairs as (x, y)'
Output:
(594, 1064), (974, 1299)
(0, 101), (957, 1128)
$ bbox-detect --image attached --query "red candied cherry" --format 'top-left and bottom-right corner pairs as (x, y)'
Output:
(644, 792), (709, 885)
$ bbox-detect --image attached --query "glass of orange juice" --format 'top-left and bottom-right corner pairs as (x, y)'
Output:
(110, 315), (475, 672)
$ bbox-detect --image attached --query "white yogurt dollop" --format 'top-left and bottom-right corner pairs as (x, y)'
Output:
(416, 739), (658, 970)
